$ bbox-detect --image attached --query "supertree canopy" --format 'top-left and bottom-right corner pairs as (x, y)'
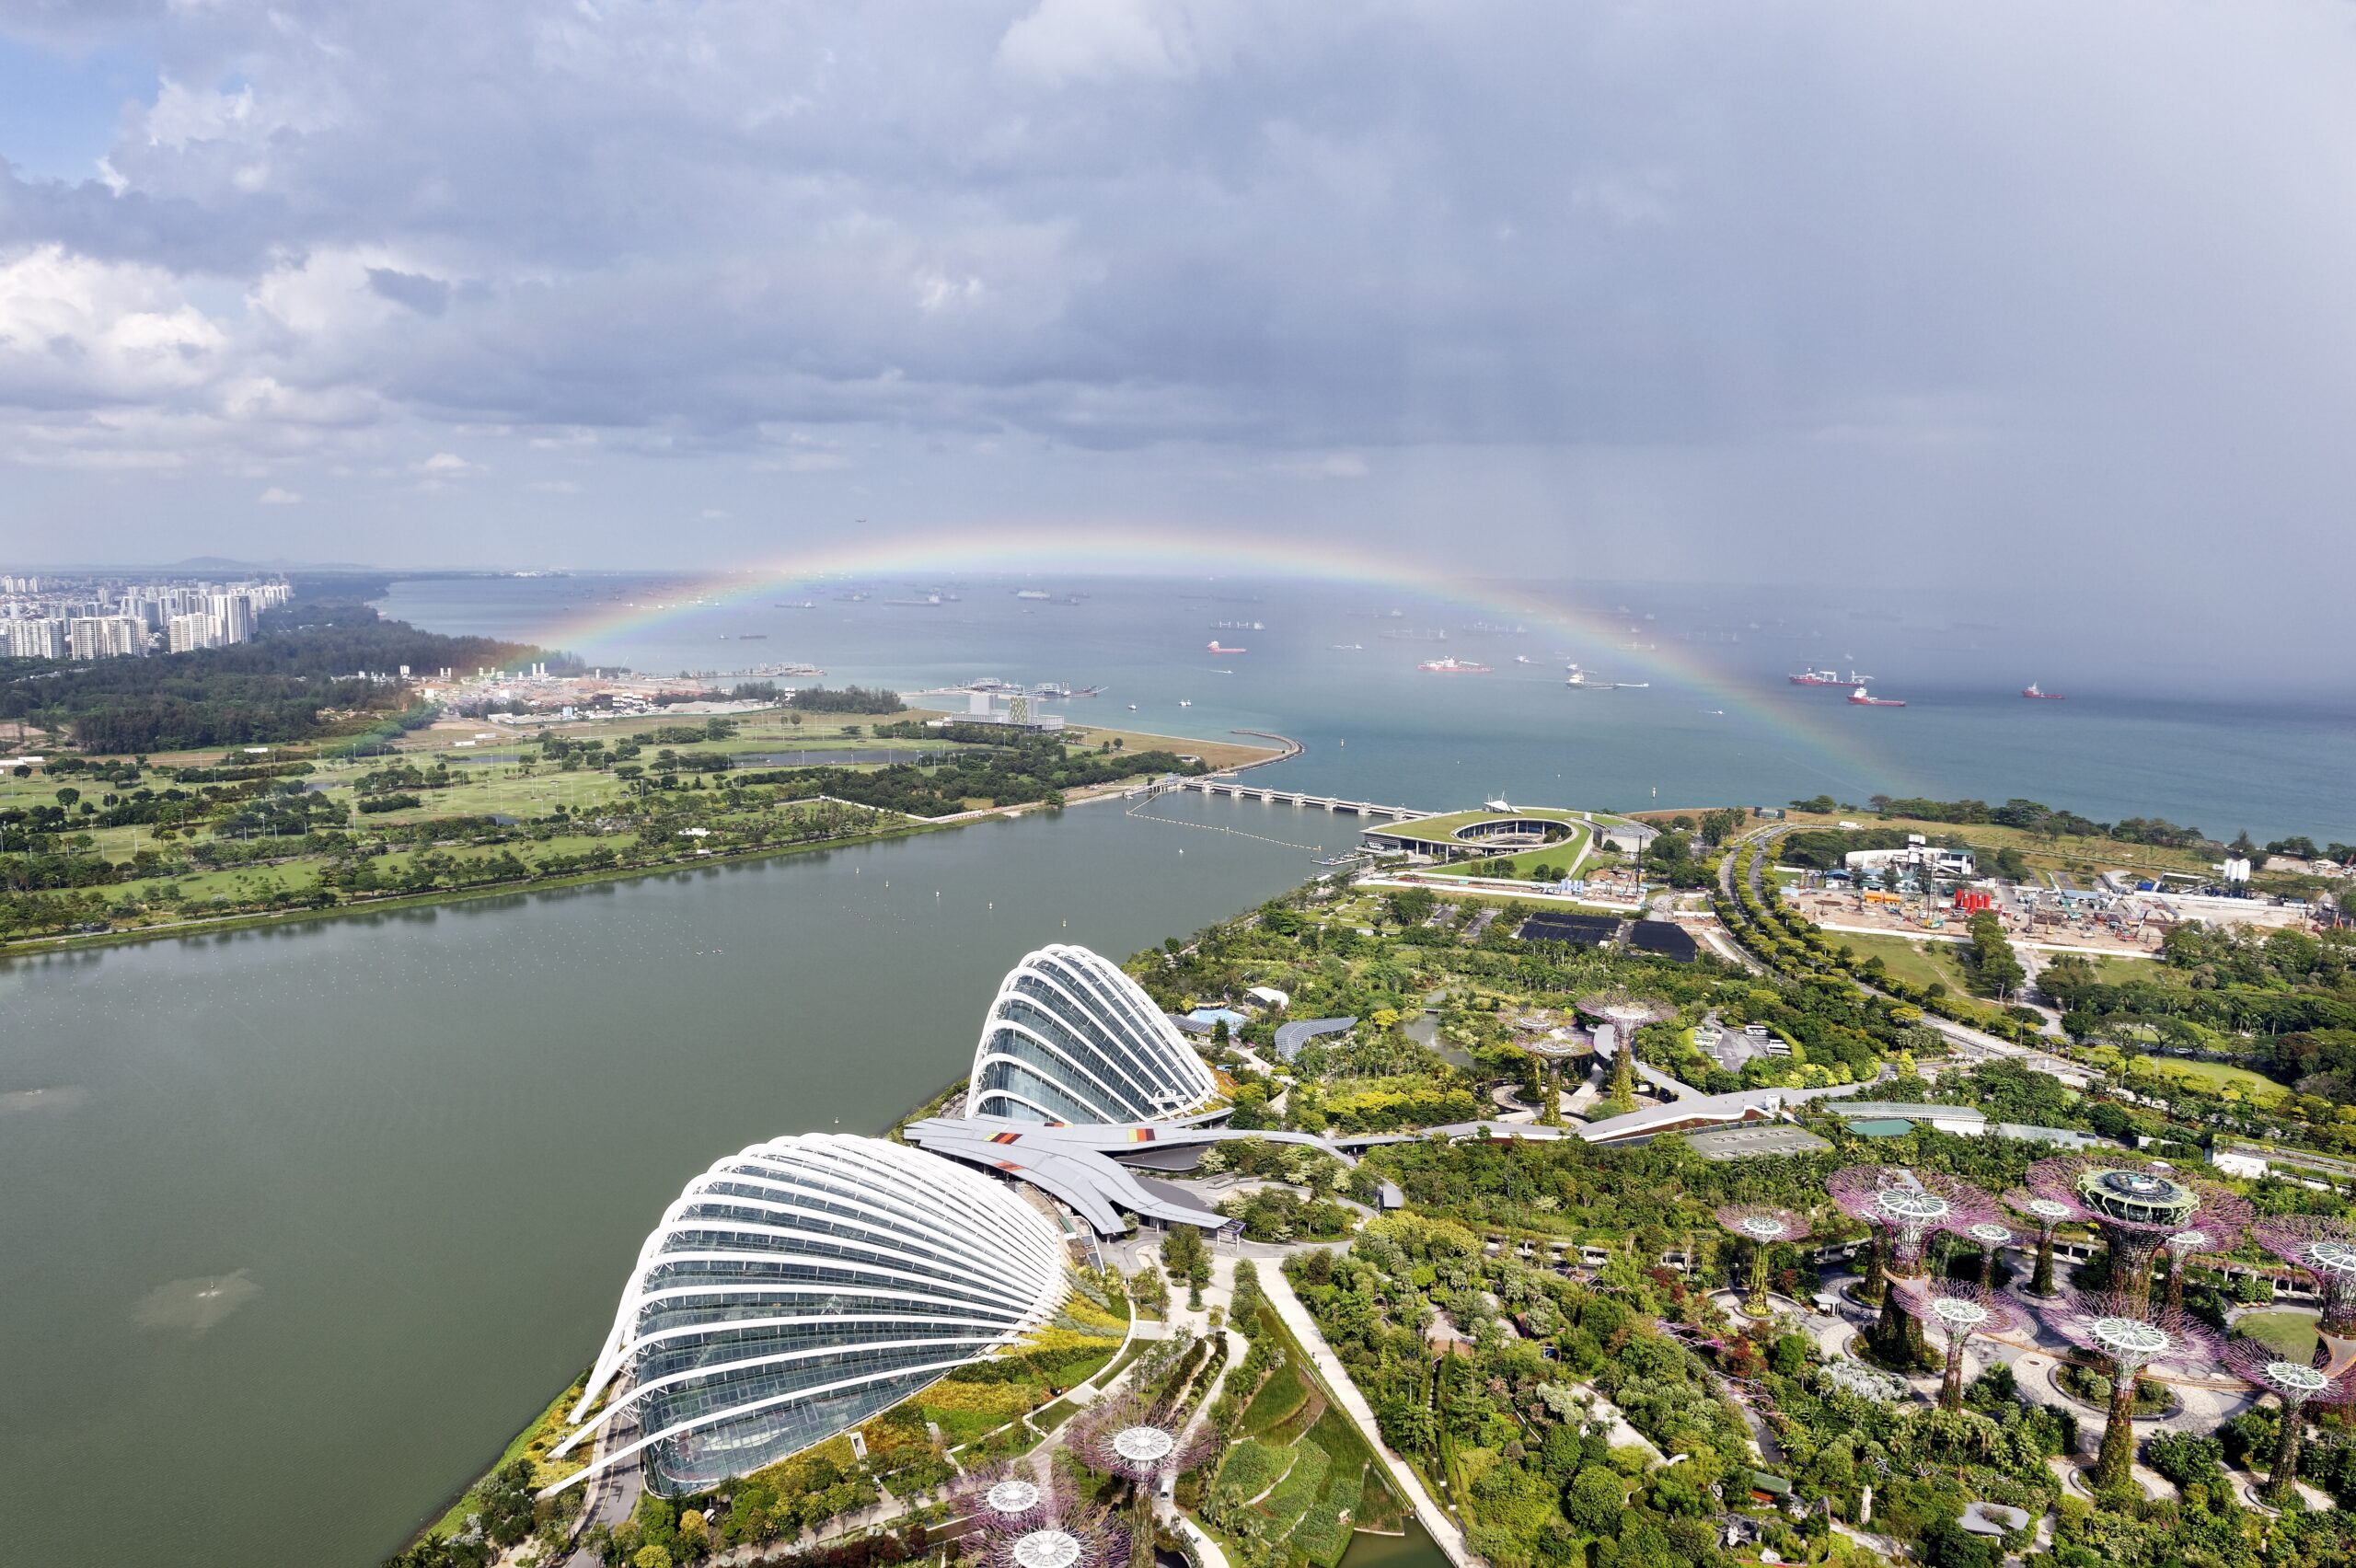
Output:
(1894, 1280), (2024, 1411)
(1829, 1165), (2001, 1363)
(955, 1461), (1065, 1536)
(1715, 1205), (1810, 1317)
(2224, 1338), (2348, 1504)
(2005, 1186), (2088, 1297)
(2253, 1215), (2356, 1336)
(2048, 1291), (2223, 1491)
(2027, 1157), (2229, 1308)
(2158, 1207), (2250, 1313)
(989, 1516), (1131, 1568)
(1067, 1392), (1218, 1489)
(1960, 1220), (2018, 1286)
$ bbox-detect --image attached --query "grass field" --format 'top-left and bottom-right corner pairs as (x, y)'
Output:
(2234, 1310), (2320, 1363)
(2121, 1055), (2287, 1104)
(1828, 930), (1964, 992)
(1421, 823), (1593, 882)
(1373, 805), (1592, 847)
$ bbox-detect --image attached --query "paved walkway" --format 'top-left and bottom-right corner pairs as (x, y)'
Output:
(1258, 1266), (1477, 1568)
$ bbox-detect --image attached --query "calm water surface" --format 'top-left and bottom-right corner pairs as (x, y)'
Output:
(0, 796), (1355, 1567)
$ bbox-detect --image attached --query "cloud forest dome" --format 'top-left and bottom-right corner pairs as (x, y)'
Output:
(969, 944), (1222, 1124)
(553, 1134), (1067, 1496)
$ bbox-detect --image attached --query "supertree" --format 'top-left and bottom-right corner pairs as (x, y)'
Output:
(1959, 1219), (2019, 1287)
(2158, 1207), (2250, 1313)
(2005, 1186), (2087, 1297)
(2027, 1157), (2230, 1309)
(1894, 1279), (2025, 1411)
(954, 1460), (1065, 1537)
(1715, 1205), (1810, 1317)
(984, 1515), (1132, 1568)
(2253, 1215), (2356, 1336)
(2048, 1291), (2223, 1492)
(1828, 1165), (2001, 1364)
(2223, 1339), (2348, 1505)
(1067, 1392), (1219, 1493)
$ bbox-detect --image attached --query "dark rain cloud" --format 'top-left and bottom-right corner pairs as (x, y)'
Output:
(0, 0), (2350, 593)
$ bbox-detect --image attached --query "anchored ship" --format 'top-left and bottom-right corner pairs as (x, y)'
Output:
(1788, 667), (1844, 686)
(2022, 683), (2065, 699)
(1420, 656), (1491, 674)
(1207, 640), (1247, 654)
(1849, 686), (1906, 707)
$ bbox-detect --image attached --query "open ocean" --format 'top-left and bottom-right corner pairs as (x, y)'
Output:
(377, 573), (2353, 843)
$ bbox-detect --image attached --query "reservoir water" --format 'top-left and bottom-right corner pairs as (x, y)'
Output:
(0, 794), (1357, 1568)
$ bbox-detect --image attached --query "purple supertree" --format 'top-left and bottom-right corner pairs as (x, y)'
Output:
(1828, 1165), (2001, 1362)
(1068, 1392), (1218, 1491)
(2027, 1157), (2230, 1309)
(2006, 1185), (2089, 1297)
(983, 1515), (1131, 1568)
(1894, 1279), (2026, 1411)
(1959, 1219), (2019, 1288)
(2158, 1201), (2250, 1313)
(2048, 1290), (2223, 1491)
(2253, 1215), (2356, 1337)
(1715, 1205), (1810, 1317)
(2224, 1338), (2348, 1504)
(954, 1460), (1066, 1538)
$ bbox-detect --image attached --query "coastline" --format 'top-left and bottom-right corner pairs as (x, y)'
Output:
(0, 727), (1299, 965)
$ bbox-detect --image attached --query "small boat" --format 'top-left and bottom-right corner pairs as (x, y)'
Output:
(2022, 683), (2065, 700)
(1127, 704), (1138, 710)
(1178, 699), (1192, 708)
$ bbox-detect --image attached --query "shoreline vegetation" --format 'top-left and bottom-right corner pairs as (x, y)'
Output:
(0, 585), (1291, 961)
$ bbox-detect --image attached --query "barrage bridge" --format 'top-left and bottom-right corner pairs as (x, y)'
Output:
(1149, 775), (1429, 821)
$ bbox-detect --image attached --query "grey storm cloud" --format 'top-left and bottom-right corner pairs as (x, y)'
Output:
(0, 0), (2352, 590)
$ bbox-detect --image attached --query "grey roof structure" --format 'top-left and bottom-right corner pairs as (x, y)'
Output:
(1684, 1124), (1834, 1161)
(904, 1113), (1576, 1234)
(1273, 1017), (1357, 1063)
(1580, 1084), (1861, 1147)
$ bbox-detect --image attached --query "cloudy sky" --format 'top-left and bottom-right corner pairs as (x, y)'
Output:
(1, 0), (2352, 596)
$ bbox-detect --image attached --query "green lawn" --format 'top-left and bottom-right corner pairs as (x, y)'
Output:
(1829, 930), (1961, 992)
(1422, 823), (1592, 882)
(1376, 806), (1591, 847)
(2122, 1055), (2287, 1104)
(2235, 1311), (2320, 1363)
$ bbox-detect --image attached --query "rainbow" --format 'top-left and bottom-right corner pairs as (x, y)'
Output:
(524, 524), (1901, 793)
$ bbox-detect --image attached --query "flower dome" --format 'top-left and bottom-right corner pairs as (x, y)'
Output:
(552, 1134), (1067, 1495)
(969, 944), (1220, 1124)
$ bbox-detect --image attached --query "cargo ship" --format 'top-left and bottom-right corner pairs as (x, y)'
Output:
(1420, 656), (1491, 674)
(1207, 640), (1247, 654)
(1788, 667), (1844, 686)
(1849, 686), (1906, 707)
(2022, 683), (2064, 700)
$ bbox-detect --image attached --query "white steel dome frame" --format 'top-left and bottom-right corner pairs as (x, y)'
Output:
(968, 944), (1220, 1124)
(552, 1134), (1066, 1495)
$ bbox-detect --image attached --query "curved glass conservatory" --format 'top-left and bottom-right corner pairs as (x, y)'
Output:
(553, 1134), (1067, 1495)
(968, 943), (1221, 1124)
